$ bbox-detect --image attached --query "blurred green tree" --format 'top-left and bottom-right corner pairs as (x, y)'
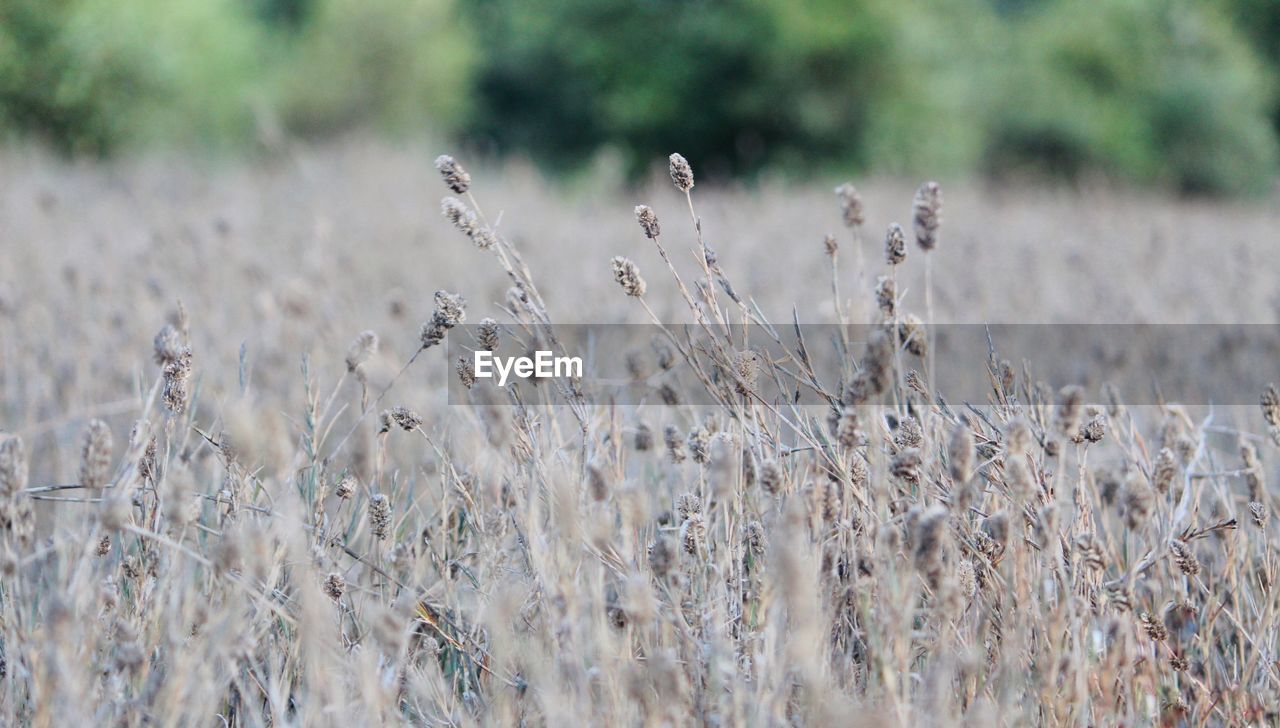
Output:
(989, 0), (1278, 194)
(464, 0), (904, 178)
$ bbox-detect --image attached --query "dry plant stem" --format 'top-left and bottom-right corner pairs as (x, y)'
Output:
(925, 252), (936, 399)
(683, 189), (730, 336)
(325, 347), (423, 461)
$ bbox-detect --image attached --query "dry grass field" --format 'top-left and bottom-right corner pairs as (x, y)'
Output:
(3, 139), (1280, 725)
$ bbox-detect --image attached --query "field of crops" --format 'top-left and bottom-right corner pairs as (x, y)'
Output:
(3, 141), (1280, 725)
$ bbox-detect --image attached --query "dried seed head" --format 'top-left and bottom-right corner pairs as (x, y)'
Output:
(893, 416), (924, 451)
(890, 448), (923, 484)
(323, 572), (346, 600)
(433, 290), (466, 328)
(885, 223), (907, 266)
(1004, 455), (1035, 501)
(686, 427), (710, 464)
(476, 318), (500, 352)
(1262, 384), (1280, 427)
(1139, 612), (1168, 641)
(948, 421), (975, 484)
(875, 276), (897, 317)
(745, 520), (766, 556)
(1080, 413), (1106, 444)
(456, 356), (476, 389)
(664, 426), (686, 463)
(759, 458), (783, 496)
(1152, 448), (1178, 495)
(1246, 441), (1270, 501)
(909, 504), (949, 583)
(345, 330), (379, 373)
(1169, 539), (1200, 576)
(668, 153), (694, 192)
(0, 436), (28, 496)
(161, 347), (193, 416)
(611, 257), (647, 297)
(676, 493), (702, 521)
(634, 422), (653, 451)
(1123, 479), (1154, 530)
(420, 290), (467, 348)
(434, 154), (471, 194)
(849, 455), (869, 490)
(472, 226), (498, 250)
(898, 315), (927, 357)
(1054, 386), (1085, 439)
(335, 474), (356, 500)
(1250, 501), (1267, 528)
(1074, 532), (1105, 572)
(368, 494), (392, 540)
(955, 558), (977, 599)
(648, 536), (674, 577)
(823, 234), (838, 257)
(837, 408), (863, 449)
(153, 324), (184, 366)
(1004, 417), (1033, 455)
(587, 463), (609, 502)
(912, 181), (942, 251)
(634, 205), (660, 239)
(381, 406), (423, 433)
(680, 513), (705, 555)
(731, 349), (761, 395)
(79, 419), (113, 490)
(442, 196), (477, 235)
(835, 183), (864, 228)
(980, 512), (1010, 556)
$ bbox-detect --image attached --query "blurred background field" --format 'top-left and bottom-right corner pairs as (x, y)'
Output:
(3, 0), (1280, 195)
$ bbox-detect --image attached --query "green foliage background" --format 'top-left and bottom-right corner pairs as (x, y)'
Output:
(1, 0), (1278, 194)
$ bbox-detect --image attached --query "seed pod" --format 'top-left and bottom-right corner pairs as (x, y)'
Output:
(668, 153), (694, 192)
(335, 474), (356, 500)
(420, 291), (467, 348)
(676, 493), (702, 521)
(1054, 386), (1084, 439)
(323, 572), (346, 601)
(912, 181), (942, 251)
(686, 427), (710, 464)
(890, 448), (922, 484)
(434, 154), (471, 194)
(1004, 417), (1033, 455)
(680, 514), (705, 555)
(368, 494), (392, 541)
(664, 426), (686, 464)
(835, 183), (864, 228)
(476, 318), (500, 352)
(634, 205), (660, 239)
(382, 407), (423, 433)
(587, 463), (609, 502)
(634, 423), (653, 451)
(759, 458), (783, 496)
(456, 356), (476, 389)
(1080, 413), (1106, 444)
(1169, 539), (1200, 576)
(1262, 384), (1280, 427)
(948, 421), (975, 484)
(79, 419), (114, 490)
(345, 331), (379, 373)
(1151, 448), (1177, 494)
(884, 223), (906, 266)
(611, 257), (647, 297)
(875, 276), (896, 317)
(648, 536), (674, 577)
